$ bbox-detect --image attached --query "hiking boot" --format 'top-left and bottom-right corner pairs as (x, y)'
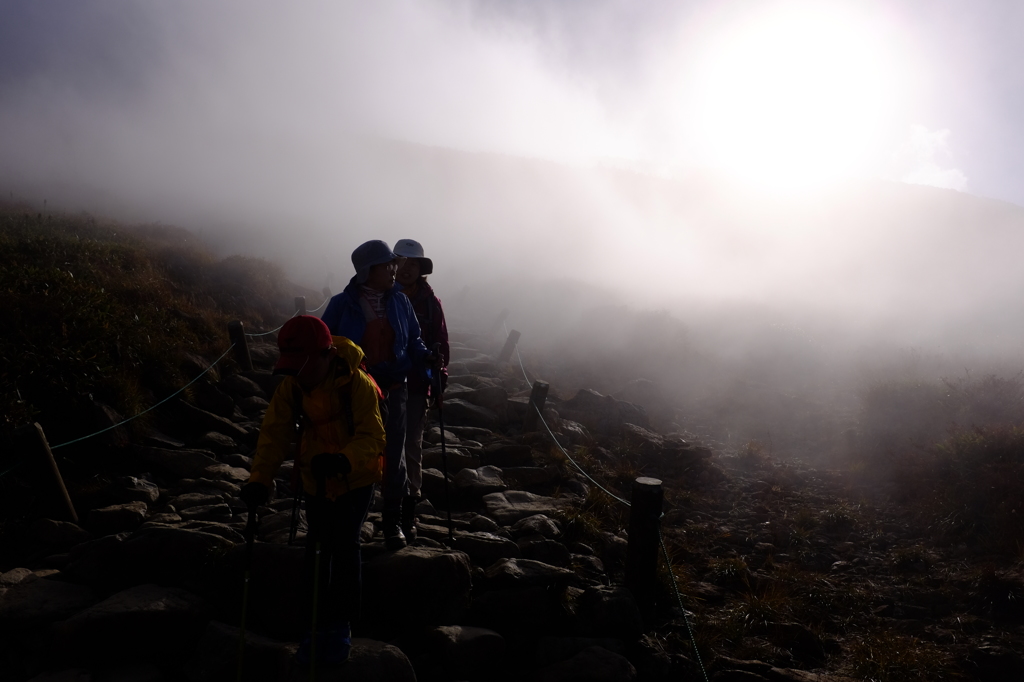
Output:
(382, 508), (407, 550)
(295, 622), (351, 666)
(401, 494), (420, 542)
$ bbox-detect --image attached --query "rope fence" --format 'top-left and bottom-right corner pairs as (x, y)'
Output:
(3, 290), (328, 481)
(501, 321), (709, 682)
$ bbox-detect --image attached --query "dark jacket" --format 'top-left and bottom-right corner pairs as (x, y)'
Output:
(321, 278), (430, 386)
(403, 278), (449, 395)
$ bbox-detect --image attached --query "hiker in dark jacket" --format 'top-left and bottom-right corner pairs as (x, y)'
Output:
(393, 239), (450, 540)
(321, 240), (434, 549)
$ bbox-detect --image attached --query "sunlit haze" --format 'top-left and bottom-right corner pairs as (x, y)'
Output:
(691, 4), (901, 190)
(3, 0), (1024, 429)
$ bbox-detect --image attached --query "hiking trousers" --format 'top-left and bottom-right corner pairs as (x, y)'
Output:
(405, 389), (429, 497)
(381, 382), (408, 508)
(304, 483), (375, 627)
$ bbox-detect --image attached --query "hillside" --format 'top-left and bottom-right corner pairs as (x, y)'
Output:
(2, 209), (1024, 681)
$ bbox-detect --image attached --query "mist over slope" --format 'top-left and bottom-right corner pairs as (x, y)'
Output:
(16, 138), (1024, 460)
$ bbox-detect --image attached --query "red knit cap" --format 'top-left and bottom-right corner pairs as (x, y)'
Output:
(274, 315), (333, 375)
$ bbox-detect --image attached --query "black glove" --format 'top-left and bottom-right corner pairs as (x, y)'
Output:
(311, 453), (353, 481)
(239, 482), (269, 510)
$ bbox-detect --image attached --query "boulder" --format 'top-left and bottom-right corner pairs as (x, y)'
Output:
(519, 536), (571, 568)
(557, 389), (650, 435)
(422, 447), (479, 473)
(171, 401), (250, 440)
(0, 578), (96, 631)
(470, 586), (562, 635)
(178, 504), (233, 523)
(132, 447), (220, 480)
(577, 586), (643, 640)
(481, 443), (533, 467)
(535, 645), (637, 682)
(168, 493), (225, 511)
(114, 526), (236, 587)
(88, 502), (148, 536)
(238, 396), (269, 415)
(283, 638), (417, 682)
(511, 514), (564, 540)
(453, 465), (507, 498)
(401, 625), (505, 682)
(0, 568), (33, 586)
(451, 531), (521, 567)
(423, 427), (461, 445)
(53, 583), (208, 664)
(28, 518), (92, 550)
(183, 620), (293, 682)
(482, 491), (571, 525)
(442, 399), (500, 430)
(196, 432), (237, 455)
(201, 463), (249, 485)
(503, 466), (559, 489)
(221, 374), (266, 399)
(484, 558), (576, 589)
(194, 382), (235, 419)
(443, 425), (497, 440)
(457, 386), (509, 422)
(362, 547), (472, 636)
(112, 476), (161, 505)
(420, 468), (455, 509)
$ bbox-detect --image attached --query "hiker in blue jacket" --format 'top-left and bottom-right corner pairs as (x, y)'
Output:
(321, 240), (435, 549)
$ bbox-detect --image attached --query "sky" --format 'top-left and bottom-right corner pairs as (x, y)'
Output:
(2, 0), (1024, 325)
(2, 0), (1023, 205)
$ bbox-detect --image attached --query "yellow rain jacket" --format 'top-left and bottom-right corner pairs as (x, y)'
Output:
(248, 336), (385, 499)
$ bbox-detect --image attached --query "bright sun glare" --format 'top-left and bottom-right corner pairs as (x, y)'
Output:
(693, 6), (895, 191)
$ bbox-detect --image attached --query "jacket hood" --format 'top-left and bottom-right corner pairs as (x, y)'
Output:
(331, 335), (365, 375)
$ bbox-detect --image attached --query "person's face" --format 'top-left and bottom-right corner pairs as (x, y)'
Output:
(296, 348), (333, 390)
(396, 258), (421, 287)
(365, 258), (402, 292)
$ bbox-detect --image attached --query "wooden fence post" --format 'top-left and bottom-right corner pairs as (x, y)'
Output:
(626, 476), (664, 624)
(30, 423), (78, 523)
(487, 308), (510, 338)
(522, 380), (549, 432)
(227, 321), (253, 371)
(294, 296), (306, 316)
(321, 286), (332, 301)
(497, 329), (521, 363)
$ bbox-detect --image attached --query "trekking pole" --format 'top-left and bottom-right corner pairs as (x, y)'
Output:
(309, 475), (327, 680)
(236, 504), (259, 682)
(432, 344), (455, 544)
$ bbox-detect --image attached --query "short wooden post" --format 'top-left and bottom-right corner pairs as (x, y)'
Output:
(626, 476), (664, 624)
(228, 321), (253, 371)
(294, 296), (306, 316)
(487, 308), (510, 338)
(30, 423), (78, 523)
(522, 380), (549, 432)
(497, 329), (521, 363)
(321, 286), (332, 300)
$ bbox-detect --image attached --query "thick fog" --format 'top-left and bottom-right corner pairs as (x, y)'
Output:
(4, 1), (1024, 458)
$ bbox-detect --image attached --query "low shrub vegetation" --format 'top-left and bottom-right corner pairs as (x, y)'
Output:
(0, 206), (296, 447)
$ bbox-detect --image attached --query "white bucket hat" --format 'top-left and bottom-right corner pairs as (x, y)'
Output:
(393, 239), (433, 275)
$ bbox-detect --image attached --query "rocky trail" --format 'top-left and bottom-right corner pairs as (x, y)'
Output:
(2, 324), (1023, 682)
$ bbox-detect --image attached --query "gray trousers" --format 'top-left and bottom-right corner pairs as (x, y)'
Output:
(404, 390), (429, 497)
(381, 383), (408, 509)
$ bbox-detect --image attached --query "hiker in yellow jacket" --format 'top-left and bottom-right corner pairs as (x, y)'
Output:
(239, 315), (385, 666)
